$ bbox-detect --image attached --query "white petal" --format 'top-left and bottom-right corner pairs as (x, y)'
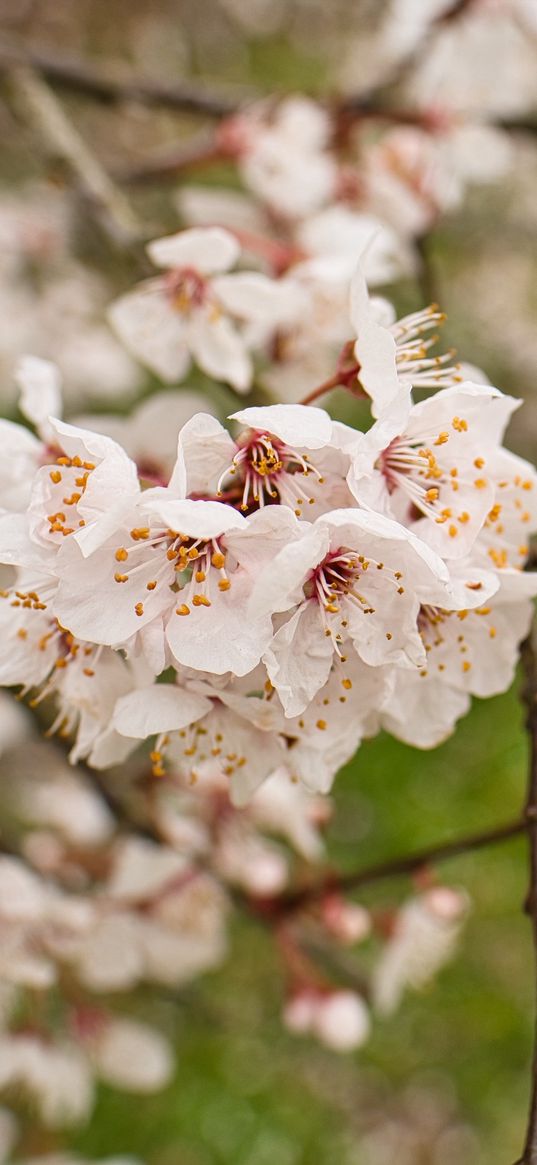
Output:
(166, 575), (272, 677)
(139, 497), (246, 538)
(15, 356), (62, 441)
(168, 412), (236, 498)
(213, 272), (305, 325)
(108, 286), (191, 383)
(230, 403), (333, 448)
(188, 312), (252, 392)
(147, 227), (240, 273)
(265, 603), (334, 717)
(113, 684), (211, 739)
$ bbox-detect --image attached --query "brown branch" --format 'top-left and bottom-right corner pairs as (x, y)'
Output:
(114, 130), (226, 186)
(0, 34), (245, 117)
(276, 818), (527, 917)
(6, 63), (143, 247)
(517, 616), (537, 1165)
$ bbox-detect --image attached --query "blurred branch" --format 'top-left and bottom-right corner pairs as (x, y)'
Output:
(517, 614), (537, 1165)
(415, 231), (440, 305)
(495, 118), (537, 139)
(114, 129), (227, 186)
(5, 63), (144, 247)
(0, 34), (244, 117)
(437, 0), (475, 22)
(276, 818), (527, 916)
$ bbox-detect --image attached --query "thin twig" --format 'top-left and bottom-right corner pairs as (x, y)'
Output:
(277, 818), (527, 916)
(0, 34), (244, 117)
(6, 63), (143, 247)
(518, 615), (537, 1165)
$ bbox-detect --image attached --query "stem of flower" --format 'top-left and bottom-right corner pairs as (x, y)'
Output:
(299, 353), (363, 407)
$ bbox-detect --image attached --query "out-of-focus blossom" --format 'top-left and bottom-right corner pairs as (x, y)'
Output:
(109, 227), (303, 390)
(373, 886), (470, 1015)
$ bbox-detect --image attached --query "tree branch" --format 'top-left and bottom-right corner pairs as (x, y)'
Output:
(5, 63), (144, 248)
(517, 616), (537, 1165)
(0, 34), (244, 117)
(277, 818), (527, 916)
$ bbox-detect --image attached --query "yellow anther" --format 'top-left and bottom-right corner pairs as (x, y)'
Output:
(176, 604), (190, 616)
(474, 478), (487, 489)
(316, 719), (327, 730)
(134, 602), (144, 616)
(218, 578), (231, 591)
(114, 572), (128, 583)
(434, 432), (449, 445)
(211, 551), (225, 568)
(146, 581), (157, 591)
(452, 416), (468, 432)
(115, 548), (128, 562)
(49, 469), (62, 484)
(192, 594), (211, 607)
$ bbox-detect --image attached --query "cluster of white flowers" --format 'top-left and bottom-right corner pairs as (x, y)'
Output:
(1, 245), (534, 806)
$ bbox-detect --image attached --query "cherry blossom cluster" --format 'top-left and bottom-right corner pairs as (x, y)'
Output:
(1, 246), (535, 807)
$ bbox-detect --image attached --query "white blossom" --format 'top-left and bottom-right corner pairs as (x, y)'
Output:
(109, 227), (302, 390)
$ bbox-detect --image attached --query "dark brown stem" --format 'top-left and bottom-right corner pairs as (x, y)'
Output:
(277, 818), (527, 917)
(518, 617), (537, 1164)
